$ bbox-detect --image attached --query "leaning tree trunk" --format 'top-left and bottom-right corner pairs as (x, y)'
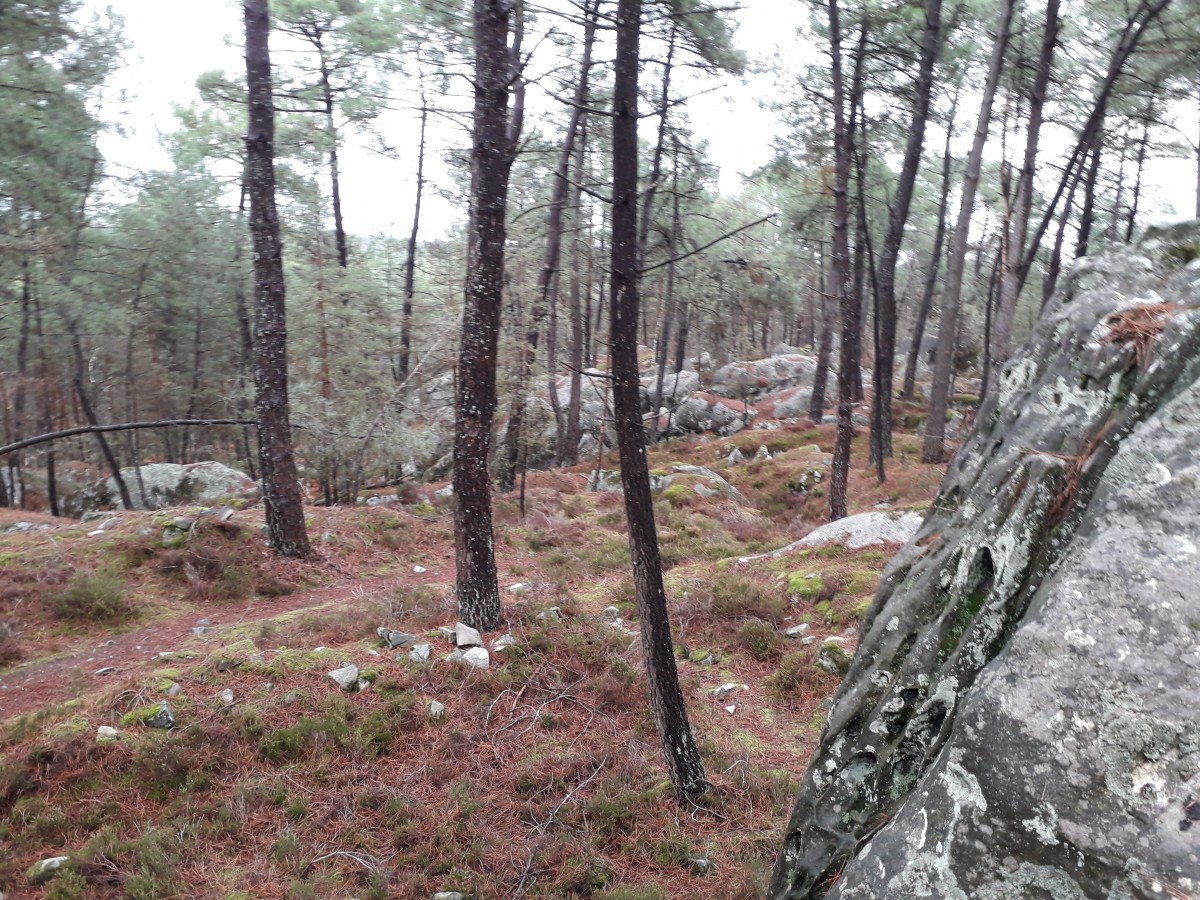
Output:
(397, 92), (428, 385)
(809, 247), (835, 425)
(561, 112), (589, 466)
(922, 0), (1015, 464)
(871, 0), (943, 472)
(990, 0), (1059, 384)
(453, 0), (519, 630)
(498, 1), (595, 490)
(244, 0), (311, 558)
(319, 55), (349, 272)
(610, 0), (708, 803)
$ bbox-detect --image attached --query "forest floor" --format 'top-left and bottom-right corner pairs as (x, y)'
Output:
(0, 421), (947, 899)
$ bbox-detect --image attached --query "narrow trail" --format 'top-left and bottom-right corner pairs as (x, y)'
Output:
(0, 567), (457, 721)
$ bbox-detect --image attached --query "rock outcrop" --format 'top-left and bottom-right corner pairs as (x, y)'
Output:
(770, 223), (1200, 899)
(711, 353), (817, 400)
(67, 461), (260, 515)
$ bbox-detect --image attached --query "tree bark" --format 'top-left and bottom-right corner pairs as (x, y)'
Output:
(318, 51), (349, 271)
(990, 0), (1059, 380)
(922, 0), (1015, 464)
(498, 1), (595, 490)
(562, 113), (589, 466)
(871, 0), (944, 469)
(244, 0), (311, 558)
(827, 0), (858, 522)
(397, 94), (427, 384)
(809, 247), (834, 424)
(454, 0), (520, 630)
(610, 0), (708, 803)
(901, 91), (957, 402)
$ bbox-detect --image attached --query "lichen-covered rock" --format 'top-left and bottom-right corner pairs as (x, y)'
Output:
(770, 222), (1200, 899)
(711, 353), (818, 400)
(68, 461), (260, 515)
(671, 391), (755, 435)
(794, 510), (924, 552)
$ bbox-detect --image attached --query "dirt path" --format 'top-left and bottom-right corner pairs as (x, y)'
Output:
(0, 567), (457, 722)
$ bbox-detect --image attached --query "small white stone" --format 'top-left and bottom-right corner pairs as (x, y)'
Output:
(712, 682), (739, 698)
(784, 623), (810, 638)
(725, 705), (737, 714)
(413, 565), (426, 574)
(429, 700), (446, 719)
(463, 647), (490, 669)
(218, 689), (235, 706)
(492, 633), (516, 652)
(96, 726), (120, 743)
(94, 666), (117, 676)
(409, 643), (432, 663)
(508, 582), (530, 593)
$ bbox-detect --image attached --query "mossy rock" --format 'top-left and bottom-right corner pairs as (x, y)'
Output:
(27, 855), (72, 886)
(661, 483), (692, 507)
(787, 571), (824, 600)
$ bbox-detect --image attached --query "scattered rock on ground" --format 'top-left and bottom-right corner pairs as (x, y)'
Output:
(96, 726), (120, 744)
(454, 622), (482, 648)
(27, 857), (71, 886)
(379, 628), (417, 649)
(816, 638), (854, 676)
(409, 643), (431, 663)
(327, 665), (359, 691)
(463, 647), (490, 669)
(428, 700), (446, 719)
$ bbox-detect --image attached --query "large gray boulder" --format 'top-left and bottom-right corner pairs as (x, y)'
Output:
(711, 353), (817, 400)
(770, 222), (1200, 899)
(671, 391), (755, 435)
(70, 461), (260, 515)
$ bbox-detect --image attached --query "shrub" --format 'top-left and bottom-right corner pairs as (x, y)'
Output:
(709, 573), (787, 623)
(736, 619), (783, 661)
(766, 650), (811, 699)
(0, 623), (22, 666)
(51, 569), (135, 623)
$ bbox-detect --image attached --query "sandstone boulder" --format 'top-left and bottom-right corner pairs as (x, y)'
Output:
(770, 222), (1200, 899)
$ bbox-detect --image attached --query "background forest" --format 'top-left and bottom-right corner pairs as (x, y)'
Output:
(3, 0), (1199, 512)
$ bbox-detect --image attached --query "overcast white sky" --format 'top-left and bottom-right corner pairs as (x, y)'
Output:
(82, 0), (1197, 239)
(85, 0), (806, 238)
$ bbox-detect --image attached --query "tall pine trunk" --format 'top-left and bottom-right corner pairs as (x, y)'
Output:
(610, 0), (708, 803)
(827, 0), (858, 522)
(453, 0), (520, 630)
(498, 2), (595, 489)
(922, 0), (1015, 464)
(397, 93), (427, 384)
(244, 0), (311, 558)
(991, 0), (1059, 383)
(870, 0), (943, 474)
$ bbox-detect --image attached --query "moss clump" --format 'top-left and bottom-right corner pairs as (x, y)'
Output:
(813, 600), (838, 626)
(260, 712), (350, 762)
(787, 571), (824, 601)
(661, 483), (692, 507)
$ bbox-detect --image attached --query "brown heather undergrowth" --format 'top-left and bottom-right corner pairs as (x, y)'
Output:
(0, 421), (945, 898)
